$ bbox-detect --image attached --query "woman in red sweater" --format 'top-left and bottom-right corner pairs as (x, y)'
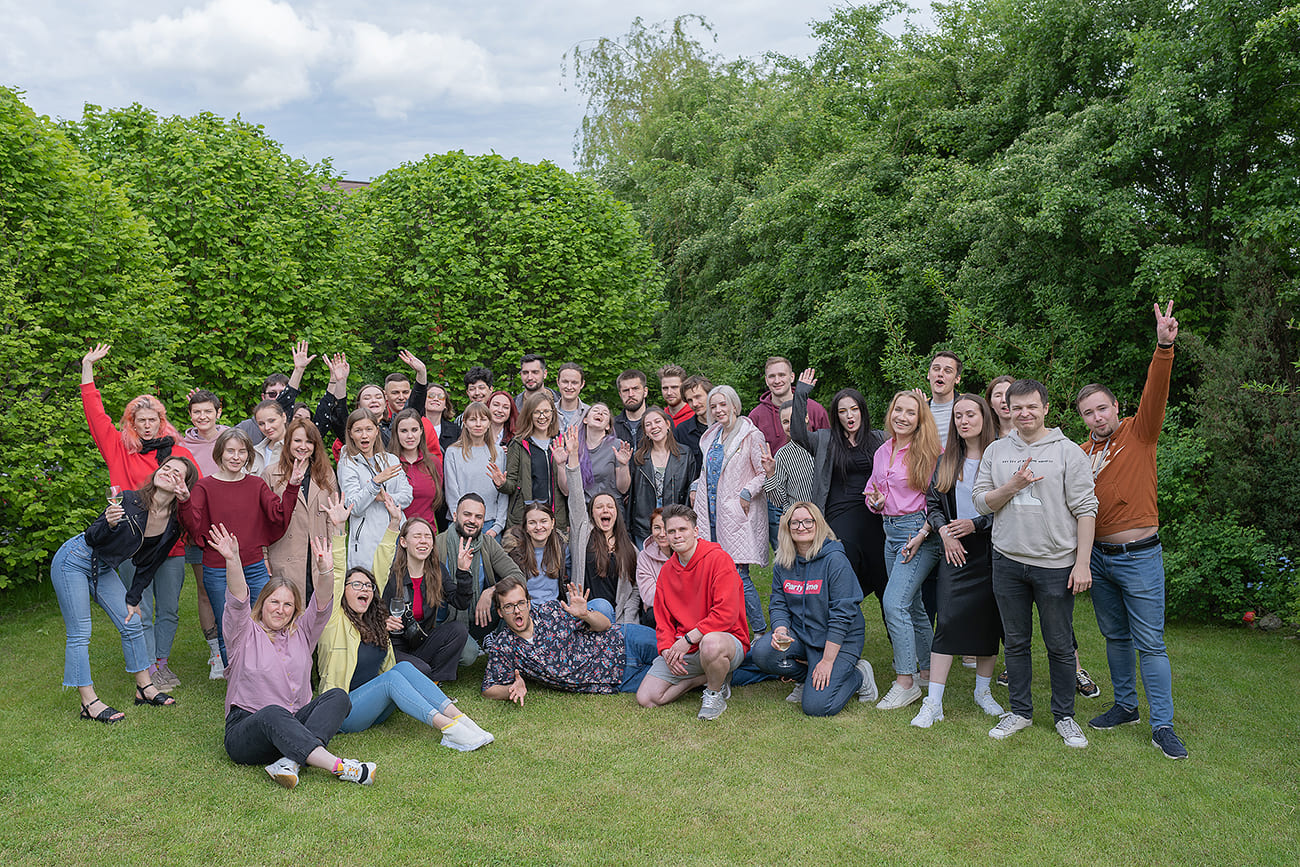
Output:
(182, 428), (305, 664)
(389, 408), (444, 527)
(81, 343), (197, 689)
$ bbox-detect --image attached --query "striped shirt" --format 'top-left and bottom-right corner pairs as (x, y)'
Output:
(762, 440), (817, 509)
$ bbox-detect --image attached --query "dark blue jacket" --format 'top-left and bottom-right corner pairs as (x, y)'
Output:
(768, 539), (865, 656)
(83, 491), (184, 606)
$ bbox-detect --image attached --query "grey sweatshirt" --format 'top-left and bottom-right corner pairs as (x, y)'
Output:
(972, 427), (1098, 568)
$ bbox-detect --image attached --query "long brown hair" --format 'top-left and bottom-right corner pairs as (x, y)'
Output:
(505, 503), (566, 581)
(392, 517), (443, 611)
(934, 395), (998, 494)
(136, 456), (199, 511)
(515, 392), (559, 442)
(341, 566), (390, 649)
(388, 408), (443, 511)
(272, 418), (337, 493)
(633, 406), (682, 465)
(588, 493), (636, 582)
(886, 391), (942, 492)
(452, 401), (497, 462)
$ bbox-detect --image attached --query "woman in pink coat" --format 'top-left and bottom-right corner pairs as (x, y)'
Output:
(692, 385), (770, 633)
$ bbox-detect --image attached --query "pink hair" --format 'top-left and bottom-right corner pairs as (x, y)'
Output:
(118, 395), (180, 454)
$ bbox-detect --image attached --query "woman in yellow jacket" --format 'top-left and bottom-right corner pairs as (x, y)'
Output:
(316, 495), (493, 752)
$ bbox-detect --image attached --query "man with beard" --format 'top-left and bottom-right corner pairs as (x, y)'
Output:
(480, 575), (659, 702)
(613, 369), (649, 448)
(658, 364), (694, 428)
(514, 353), (559, 411)
(436, 493), (524, 664)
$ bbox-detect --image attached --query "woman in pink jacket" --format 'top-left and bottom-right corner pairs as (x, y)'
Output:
(691, 385), (769, 633)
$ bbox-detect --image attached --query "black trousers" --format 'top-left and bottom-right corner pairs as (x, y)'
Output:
(224, 688), (350, 765)
(394, 619), (469, 682)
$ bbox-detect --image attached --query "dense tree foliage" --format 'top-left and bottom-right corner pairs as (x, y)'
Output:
(568, 1), (1300, 619)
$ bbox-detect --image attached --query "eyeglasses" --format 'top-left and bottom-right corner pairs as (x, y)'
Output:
(533, 410), (553, 418)
(789, 519), (817, 529)
(500, 600), (529, 613)
(345, 580), (373, 591)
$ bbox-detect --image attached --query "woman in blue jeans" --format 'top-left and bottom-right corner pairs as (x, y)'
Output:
(315, 493), (492, 751)
(51, 457), (196, 722)
(867, 391), (943, 711)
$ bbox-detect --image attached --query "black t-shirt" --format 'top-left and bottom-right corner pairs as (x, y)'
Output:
(585, 548), (619, 608)
(528, 437), (553, 508)
(349, 641), (387, 691)
(826, 447), (873, 519)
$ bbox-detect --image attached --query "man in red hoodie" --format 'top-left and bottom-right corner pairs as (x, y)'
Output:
(636, 504), (750, 720)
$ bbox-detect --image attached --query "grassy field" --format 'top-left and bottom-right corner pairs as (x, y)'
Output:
(2, 572), (1297, 866)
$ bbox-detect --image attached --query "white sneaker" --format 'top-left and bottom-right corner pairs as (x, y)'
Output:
(1055, 716), (1089, 748)
(973, 688), (1005, 717)
(876, 681), (922, 710)
(335, 758), (376, 784)
(989, 712), (1033, 740)
(441, 718), (493, 752)
(961, 655), (977, 669)
(786, 684), (804, 703)
(855, 659), (878, 703)
(910, 697), (944, 728)
(698, 688), (727, 720)
(208, 655), (225, 680)
(264, 757), (300, 789)
(460, 716), (495, 747)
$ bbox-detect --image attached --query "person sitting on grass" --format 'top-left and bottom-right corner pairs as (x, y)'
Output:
(480, 575), (659, 703)
(209, 523), (376, 789)
(314, 494), (492, 752)
(50, 456), (197, 723)
(635, 504), (750, 721)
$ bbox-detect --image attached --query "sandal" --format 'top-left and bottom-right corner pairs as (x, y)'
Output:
(134, 684), (176, 706)
(80, 699), (124, 724)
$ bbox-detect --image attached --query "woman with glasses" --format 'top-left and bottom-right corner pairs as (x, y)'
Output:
(750, 502), (877, 716)
(492, 392), (568, 532)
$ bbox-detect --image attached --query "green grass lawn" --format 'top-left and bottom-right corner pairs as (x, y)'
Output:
(2, 571), (1297, 866)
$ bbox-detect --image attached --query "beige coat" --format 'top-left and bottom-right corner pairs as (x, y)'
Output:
(263, 467), (334, 600)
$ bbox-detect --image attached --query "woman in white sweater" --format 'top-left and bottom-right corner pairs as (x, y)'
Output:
(337, 409), (412, 570)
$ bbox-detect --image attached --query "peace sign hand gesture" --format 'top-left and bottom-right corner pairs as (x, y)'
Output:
(1154, 300), (1178, 345)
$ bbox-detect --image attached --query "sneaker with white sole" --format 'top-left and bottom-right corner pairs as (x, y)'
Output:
(875, 681), (922, 710)
(786, 684), (804, 703)
(209, 655), (226, 680)
(961, 655), (977, 669)
(441, 718), (493, 752)
(1089, 704), (1140, 730)
(698, 688), (727, 720)
(460, 716), (495, 747)
(153, 662), (180, 690)
(996, 669), (1009, 687)
(1055, 716), (1089, 748)
(989, 712), (1033, 740)
(855, 659), (878, 703)
(1075, 667), (1101, 698)
(720, 682), (731, 701)
(1151, 725), (1188, 760)
(910, 697), (944, 728)
(335, 758), (376, 785)
(265, 757), (300, 789)
(973, 688), (1004, 717)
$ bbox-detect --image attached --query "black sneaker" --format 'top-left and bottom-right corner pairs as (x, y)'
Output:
(1152, 726), (1188, 760)
(996, 669), (1009, 687)
(1075, 667), (1101, 698)
(1088, 704), (1139, 730)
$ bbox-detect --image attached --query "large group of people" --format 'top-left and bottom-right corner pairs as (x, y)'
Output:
(53, 301), (1188, 790)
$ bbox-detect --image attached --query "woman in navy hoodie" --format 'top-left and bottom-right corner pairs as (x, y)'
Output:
(751, 502), (878, 716)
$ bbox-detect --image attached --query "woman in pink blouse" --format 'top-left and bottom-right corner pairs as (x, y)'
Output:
(866, 391), (943, 711)
(208, 508), (378, 790)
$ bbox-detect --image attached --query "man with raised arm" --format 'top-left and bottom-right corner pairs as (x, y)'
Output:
(973, 379), (1098, 749)
(636, 504), (750, 720)
(1075, 302), (1187, 759)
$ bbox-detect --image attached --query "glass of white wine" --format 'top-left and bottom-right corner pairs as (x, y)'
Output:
(107, 485), (123, 507)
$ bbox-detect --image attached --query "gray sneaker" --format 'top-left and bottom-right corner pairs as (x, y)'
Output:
(153, 662), (180, 690)
(786, 684), (804, 703)
(855, 659), (878, 703)
(698, 688), (727, 720)
(1056, 716), (1089, 748)
(989, 712), (1033, 740)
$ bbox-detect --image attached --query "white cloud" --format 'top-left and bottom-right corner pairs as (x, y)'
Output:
(332, 21), (498, 118)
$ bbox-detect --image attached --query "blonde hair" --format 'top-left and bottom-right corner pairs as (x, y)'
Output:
(251, 576), (304, 636)
(775, 502), (837, 570)
(886, 391), (942, 493)
(451, 401), (497, 462)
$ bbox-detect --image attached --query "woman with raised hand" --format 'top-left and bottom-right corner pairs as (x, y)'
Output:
(337, 408), (414, 572)
(867, 391), (944, 711)
(634, 508), (671, 628)
(371, 491), (471, 683)
(182, 428), (305, 664)
(442, 401), (507, 536)
(211, 522), (376, 788)
(628, 406), (697, 548)
(791, 368), (888, 609)
(51, 457), (197, 723)
(389, 407), (444, 528)
(985, 375), (1016, 438)
(493, 391), (566, 532)
(556, 404), (631, 506)
(752, 502), (877, 716)
(312, 494), (490, 751)
(691, 385), (769, 633)
(487, 389), (518, 450)
(80, 342), (197, 689)
(910, 394), (1006, 728)
(264, 417), (338, 603)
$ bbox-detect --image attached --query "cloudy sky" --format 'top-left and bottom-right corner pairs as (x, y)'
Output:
(3, 1), (925, 180)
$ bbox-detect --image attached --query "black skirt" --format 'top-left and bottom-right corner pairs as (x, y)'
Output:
(931, 529), (1002, 656)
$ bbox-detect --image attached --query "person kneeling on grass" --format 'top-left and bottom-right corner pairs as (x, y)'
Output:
(751, 502), (878, 716)
(315, 494), (491, 751)
(209, 522), (376, 789)
(482, 575), (659, 702)
(635, 504), (750, 721)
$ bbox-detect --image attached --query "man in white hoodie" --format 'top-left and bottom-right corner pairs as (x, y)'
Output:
(974, 379), (1098, 749)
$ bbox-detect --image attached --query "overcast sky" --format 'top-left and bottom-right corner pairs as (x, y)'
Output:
(3, 1), (926, 180)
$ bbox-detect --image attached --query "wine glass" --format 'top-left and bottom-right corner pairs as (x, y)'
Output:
(107, 485), (123, 507)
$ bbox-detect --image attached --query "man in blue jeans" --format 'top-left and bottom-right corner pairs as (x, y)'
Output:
(480, 575), (658, 703)
(1076, 301), (1187, 759)
(974, 379), (1098, 749)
